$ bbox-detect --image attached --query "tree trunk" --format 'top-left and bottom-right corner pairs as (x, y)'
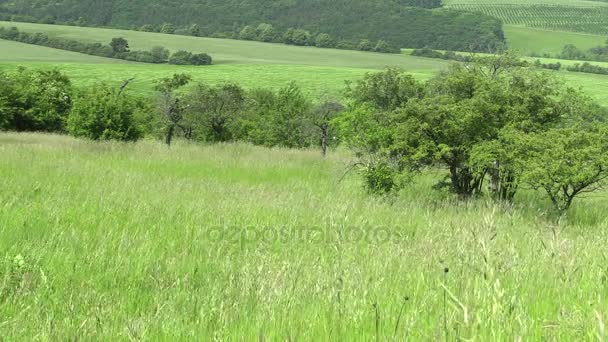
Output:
(165, 124), (175, 147)
(321, 125), (328, 158)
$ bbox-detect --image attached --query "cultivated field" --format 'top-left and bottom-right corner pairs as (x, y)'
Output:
(1, 133), (607, 340)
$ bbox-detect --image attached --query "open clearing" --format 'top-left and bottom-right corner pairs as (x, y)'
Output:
(1, 133), (607, 339)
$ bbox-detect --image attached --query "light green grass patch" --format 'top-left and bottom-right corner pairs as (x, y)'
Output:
(0, 21), (449, 70)
(0, 62), (436, 98)
(505, 25), (608, 56)
(1, 132), (607, 340)
(0, 39), (126, 63)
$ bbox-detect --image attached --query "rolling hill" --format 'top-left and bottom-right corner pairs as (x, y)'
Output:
(1, 22), (608, 104)
(0, 0), (504, 52)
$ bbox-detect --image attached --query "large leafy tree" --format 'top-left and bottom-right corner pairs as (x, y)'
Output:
(67, 83), (143, 141)
(342, 56), (590, 199)
(184, 83), (246, 142)
(516, 126), (608, 213)
(0, 68), (72, 133)
(154, 73), (192, 146)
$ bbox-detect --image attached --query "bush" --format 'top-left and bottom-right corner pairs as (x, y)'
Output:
(239, 25), (257, 40)
(168, 50), (194, 65)
(189, 53), (213, 65)
(315, 33), (334, 48)
(160, 23), (176, 34)
(283, 28), (312, 46)
(150, 46), (170, 63)
(357, 39), (374, 51)
(68, 85), (143, 141)
(0, 68), (72, 132)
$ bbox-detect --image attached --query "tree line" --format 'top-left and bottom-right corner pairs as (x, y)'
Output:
(0, 68), (342, 156)
(0, 0), (505, 52)
(3, 53), (607, 214)
(556, 39), (608, 62)
(0, 26), (212, 65)
(411, 47), (562, 71)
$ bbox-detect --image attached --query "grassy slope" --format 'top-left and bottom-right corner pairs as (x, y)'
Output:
(505, 25), (608, 56)
(1, 22), (607, 103)
(0, 21), (446, 69)
(0, 21), (447, 97)
(1, 133), (607, 340)
(0, 39), (125, 63)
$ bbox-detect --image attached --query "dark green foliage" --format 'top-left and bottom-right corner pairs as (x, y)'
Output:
(239, 25), (257, 40)
(373, 40), (397, 53)
(189, 53), (213, 66)
(154, 74), (193, 146)
(0, 68), (71, 132)
(256, 23), (276, 42)
(110, 37), (129, 53)
(67, 84), (143, 141)
(283, 28), (312, 46)
(347, 67), (424, 111)
(150, 46), (170, 63)
(341, 57), (596, 201)
(139, 24), (156, 32)
(357, 39), (374, 52)
(184, 83), (246, 142)
(0, 0), (504, 52)
(411, 48), (473, 62)
(189, 23), (202, 36)
(160, 22), (175, 34)
(567, 62), (608, 75)
(516, 125), (608, 212)
(533, 59), (561, 71)
(168, 51), (192, 65)
(315, 33), (334, 48)
(559, 41), (608, 62)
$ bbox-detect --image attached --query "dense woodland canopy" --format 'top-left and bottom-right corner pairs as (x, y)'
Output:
(0, 0), (504, 51)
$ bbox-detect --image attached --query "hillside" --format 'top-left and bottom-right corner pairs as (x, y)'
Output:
(1, 22), (608, 103)
(0, 0), (504, 52)
(445, 0), (608, 35)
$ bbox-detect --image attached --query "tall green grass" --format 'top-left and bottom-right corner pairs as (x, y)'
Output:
(1, 133), (607, 340)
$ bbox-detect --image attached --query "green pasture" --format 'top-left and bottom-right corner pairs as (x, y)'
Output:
(1, 133), (607, 340)
(0, 21), (446, 70)
(505, 25), (608, 56)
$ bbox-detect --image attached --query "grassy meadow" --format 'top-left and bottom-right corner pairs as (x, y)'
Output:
(2, 15), (608, 339)
(1, 133), (608, 340)
(2, 22), (608, 102)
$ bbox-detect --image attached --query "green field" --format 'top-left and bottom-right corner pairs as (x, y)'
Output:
(505, 25), (608, 56)
(1, 133), (607, 340)
(2, 22), (608, 104)
(0, 21), (451, 97)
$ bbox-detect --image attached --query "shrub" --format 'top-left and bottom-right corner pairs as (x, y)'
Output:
(0, 68), (72, 132)
(357, 39), (374, 51)
(189, 53), (213, 65)
(168, 50), (194, 65)
(68, 84), (143, 141)
(160, 23), (176, 34)
(150, 46), (170, 63)
(315, 33), (334, 48)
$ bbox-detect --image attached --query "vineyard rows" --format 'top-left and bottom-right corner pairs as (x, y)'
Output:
(448, 4), (608, 35)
